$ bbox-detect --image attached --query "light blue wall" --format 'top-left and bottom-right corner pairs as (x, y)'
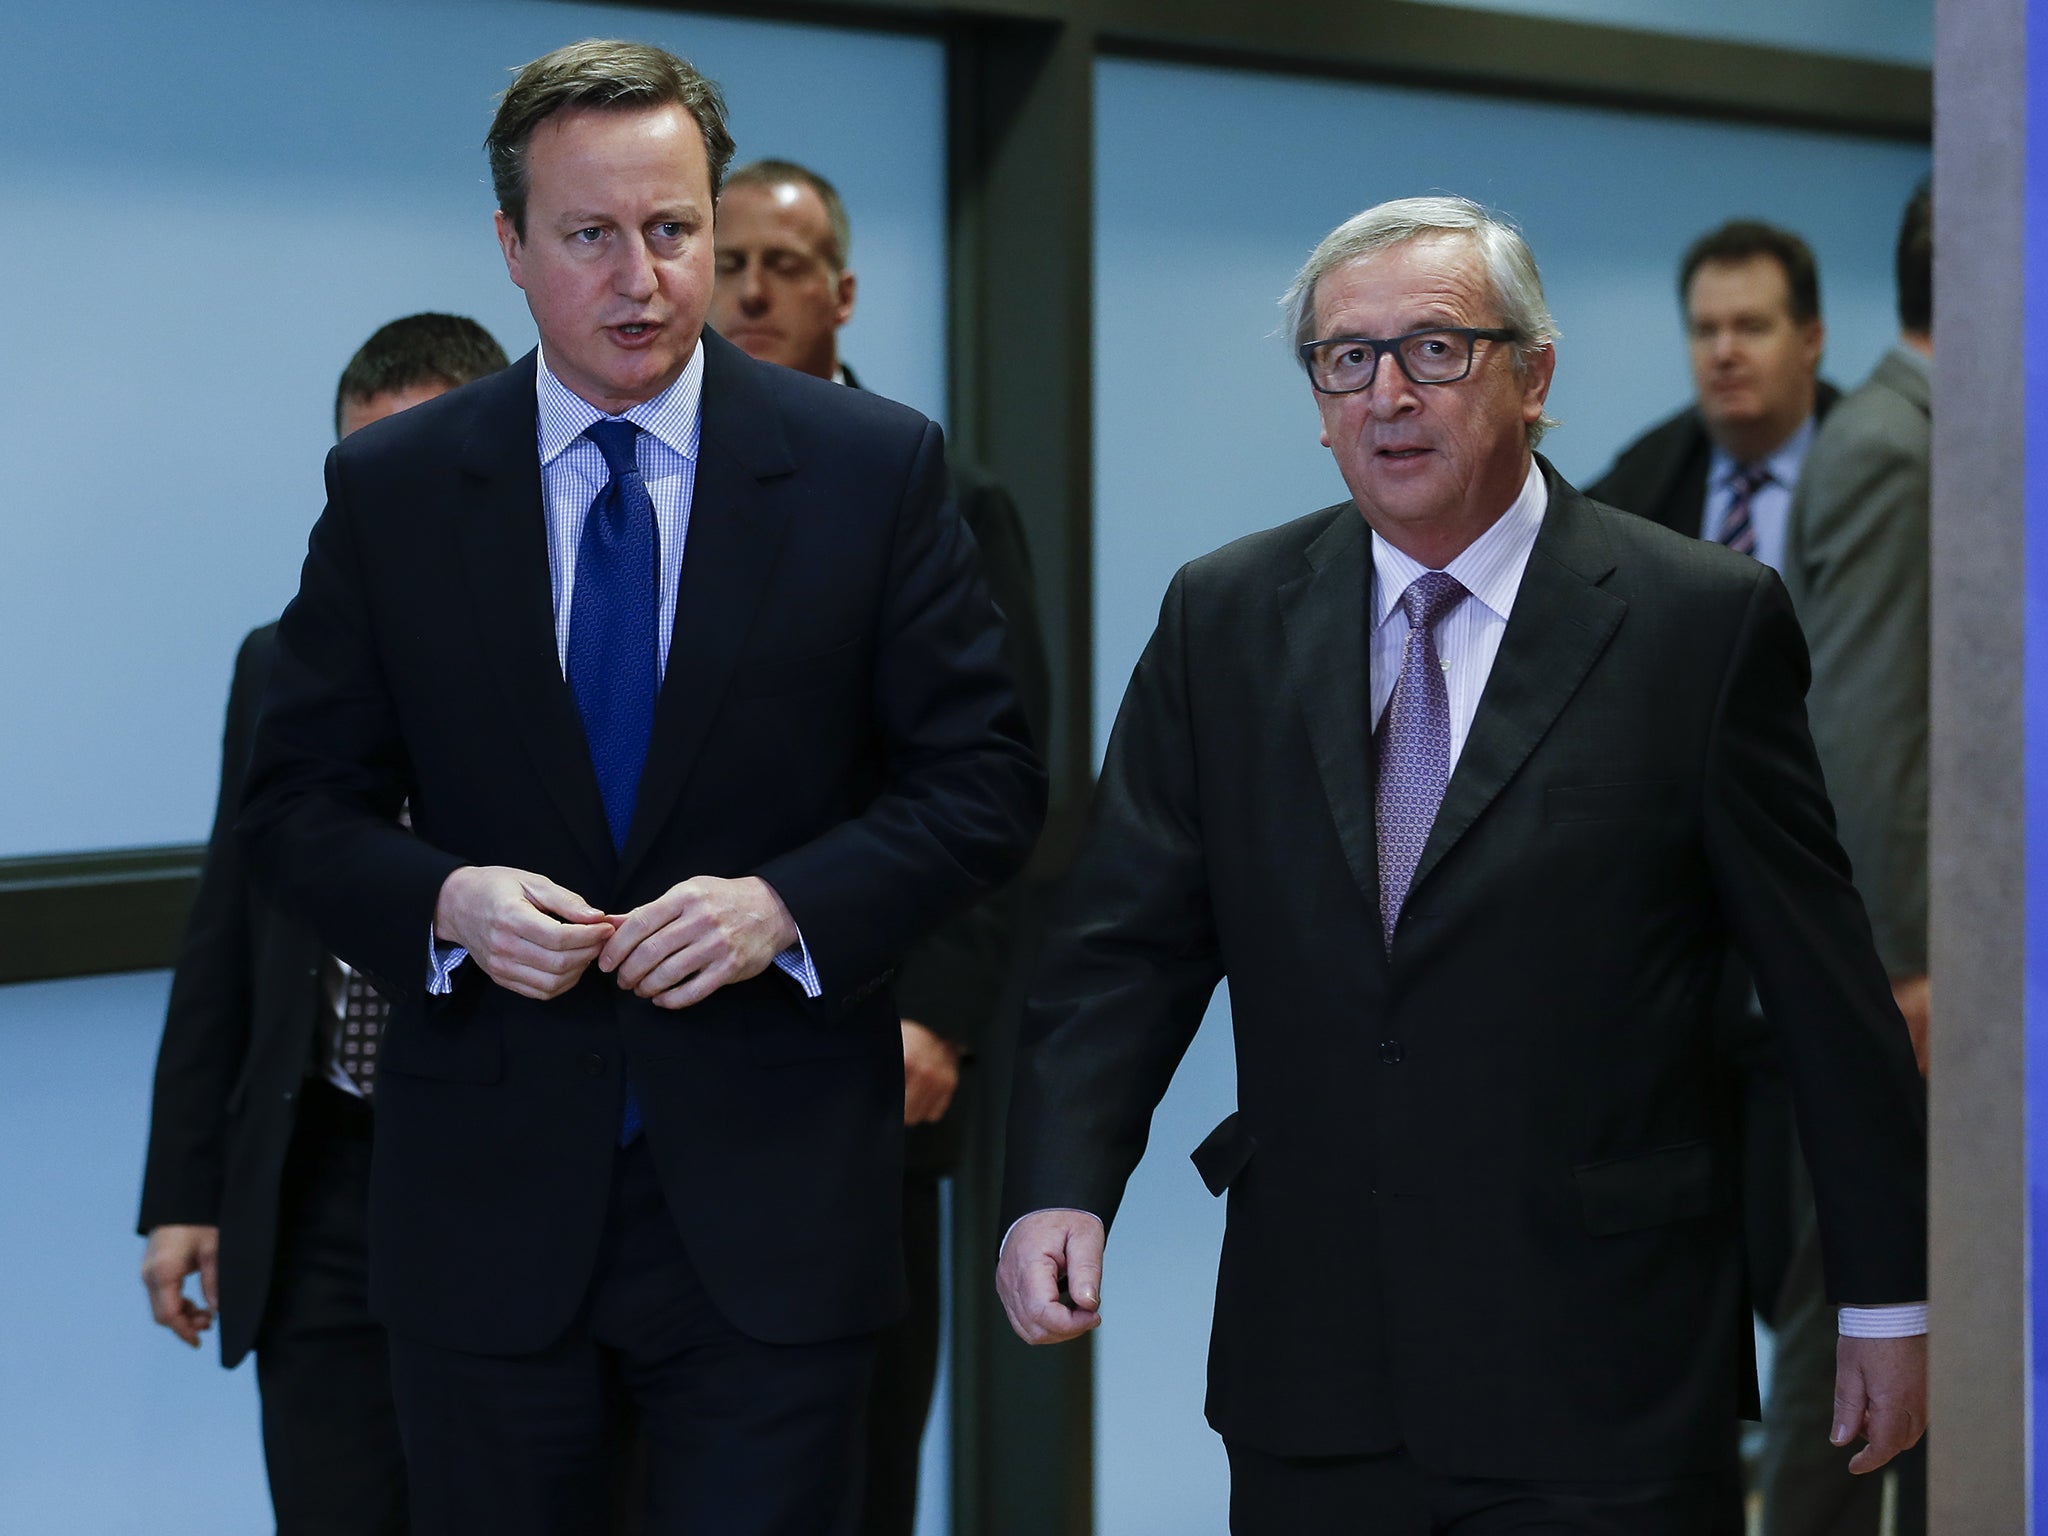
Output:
(1406, 0), (1931, 65)
(0, 0), (947, 861)
(1091, 55), (1929, 1534)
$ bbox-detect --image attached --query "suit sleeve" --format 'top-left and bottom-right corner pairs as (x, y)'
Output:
(238, 451), (463, 1000)
(137, 631), (268, 1232)
(891, 472), (1052, 1049)
(1001, 569), (1224, 1231)
(1781, 418), (1930, 976)
(753, 424), (1047, 1001)
(1701, 568), (1927, 1305)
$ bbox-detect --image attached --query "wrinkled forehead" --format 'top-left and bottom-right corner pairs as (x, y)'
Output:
(1314, 232), (1494, 333)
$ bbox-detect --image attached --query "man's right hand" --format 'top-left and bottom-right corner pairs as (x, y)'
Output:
(141, 1224), (220, 1348)
(434, 866), (613, 1000)
(997, 1209), (1106, 1345)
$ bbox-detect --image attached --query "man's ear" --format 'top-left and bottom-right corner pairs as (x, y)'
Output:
(1521, 342), (1557, 424)
(835, 269), (857, 330)
(494, 209), (527, 291)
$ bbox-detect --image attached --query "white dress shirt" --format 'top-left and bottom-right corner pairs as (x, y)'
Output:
(1701, 415), (1816, 574)
(427, 343), (819, 998)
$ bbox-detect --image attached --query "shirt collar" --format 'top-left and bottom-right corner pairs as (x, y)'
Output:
(534, 339), (705, 468)
(1708, 412), (1815, 496)
(1371, 457), (1549, 629)
(1889, 343), (1931, 380)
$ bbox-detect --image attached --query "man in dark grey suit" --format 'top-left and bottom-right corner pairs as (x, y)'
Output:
(139, 314), (508, 1535)
(996, 196), (1926, 1534)
(1763, 180), (1934, 1536)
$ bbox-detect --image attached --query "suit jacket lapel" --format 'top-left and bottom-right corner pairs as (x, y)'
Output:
(1405, 468), (1627, 902)
(617, 332), (797, 886)
(457, 353), (617, 878)
(1279, 507), (1384, 917)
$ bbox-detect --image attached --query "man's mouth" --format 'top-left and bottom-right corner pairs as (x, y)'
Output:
(613, 321), (660, 340)
(1375, 445), (1432, 461)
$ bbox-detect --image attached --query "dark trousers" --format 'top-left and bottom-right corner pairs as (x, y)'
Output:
(255, 1079), (410, 1535)
(1225, 1442), (1744, 1536)
(1757, 1167), (1926, 1536)
(387, 1138), (879, 1536)
(859, 1171), (943, 1536)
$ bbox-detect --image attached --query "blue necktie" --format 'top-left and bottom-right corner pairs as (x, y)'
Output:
(566, 419), (658, 1144)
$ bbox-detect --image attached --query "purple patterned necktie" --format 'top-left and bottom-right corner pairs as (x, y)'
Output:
(1718, 462), (1772, 558)
(1376, 570), (1469, 949)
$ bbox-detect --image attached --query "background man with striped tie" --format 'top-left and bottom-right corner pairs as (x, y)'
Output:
(139, 313), (509, 1535)
(238, 38), (1043, 1536)
(996, 196), (1924, 1534)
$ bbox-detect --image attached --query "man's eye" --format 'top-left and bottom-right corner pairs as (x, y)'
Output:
(715, 252), (743, 274)
(653, 223), (686, 241)
(573, 227), (604, 244)
(1413, 337), (1451, 358)
(1336, 345), (1370, 367)
(766, 252), (807, 276)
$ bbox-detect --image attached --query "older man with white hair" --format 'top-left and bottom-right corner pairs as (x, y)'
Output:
(995, 196), (1926, 1533)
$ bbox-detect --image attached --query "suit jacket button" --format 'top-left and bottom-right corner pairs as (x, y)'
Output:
(582, 1053), (606, 1076)
(1379, 1040), (1403, 1064)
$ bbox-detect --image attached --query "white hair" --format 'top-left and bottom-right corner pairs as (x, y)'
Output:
(1280, 196), (1561, 443)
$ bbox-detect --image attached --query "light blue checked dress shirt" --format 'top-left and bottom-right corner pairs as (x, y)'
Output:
(428, 342), (820, 999)
(1701, 414), (1815, 574)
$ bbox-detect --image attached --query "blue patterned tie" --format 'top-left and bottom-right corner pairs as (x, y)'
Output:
(566, 419), (658, 1144)
(1718, 462), (1771, 558)
(1375, 571), (1469, 949)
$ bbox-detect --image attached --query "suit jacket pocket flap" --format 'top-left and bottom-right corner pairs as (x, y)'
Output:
(1573, 1139), (1718, 1236)
(1191, 1112), (1258, 1198)
(1545, 781), (1682, 822)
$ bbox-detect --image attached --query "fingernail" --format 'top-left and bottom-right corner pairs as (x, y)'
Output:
(1831, 1423), (1850, 1444)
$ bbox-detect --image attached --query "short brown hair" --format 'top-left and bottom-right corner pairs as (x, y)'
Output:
(723, 158), (853, 270)
(486, 39), (736, 236)
(334, 313), (508, 437)
(1679, 220), (1822, 324)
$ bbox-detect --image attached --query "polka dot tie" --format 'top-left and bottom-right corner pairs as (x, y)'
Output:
(1375, 570), (1469, 949)
(341, 970), (390, 1098)
(1718, 461), (1771, 559)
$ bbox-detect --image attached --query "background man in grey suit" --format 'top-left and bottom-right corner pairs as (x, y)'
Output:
(1763, 179), (1934, 1536)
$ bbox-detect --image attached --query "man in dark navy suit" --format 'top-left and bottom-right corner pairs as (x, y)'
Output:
(239, 39), (1042, 1536)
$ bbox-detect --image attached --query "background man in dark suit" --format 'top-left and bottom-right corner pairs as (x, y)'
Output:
(138, 313), (507, 1536)
(1764, 180), (1935, 1536)
(1588, 220), (1836, 564)
(996, 196), (1925, 1534)
(1588, 220), (1842, 1350)
(238, 40), (1042, 1536)
(710, 155), (1052, 1536)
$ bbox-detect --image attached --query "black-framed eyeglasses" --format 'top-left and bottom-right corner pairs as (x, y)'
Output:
(1297, 326), (1519, 395)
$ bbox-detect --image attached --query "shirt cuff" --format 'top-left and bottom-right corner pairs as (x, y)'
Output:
(771, 928), (822, 999)
(426, 924), (468, 995)
(1000, 1208), (1105, 1259)
(1838, 1302), (1927, 1338)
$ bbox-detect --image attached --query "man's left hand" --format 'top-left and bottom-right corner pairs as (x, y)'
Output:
(901, 1020), (961, 1124)
(1832, 1333), (1928, 1473)
(601, 876), (798, 1009)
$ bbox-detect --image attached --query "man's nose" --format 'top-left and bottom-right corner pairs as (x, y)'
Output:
(1362, 358), (1419, 416)
(613, 235), (658, 301)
